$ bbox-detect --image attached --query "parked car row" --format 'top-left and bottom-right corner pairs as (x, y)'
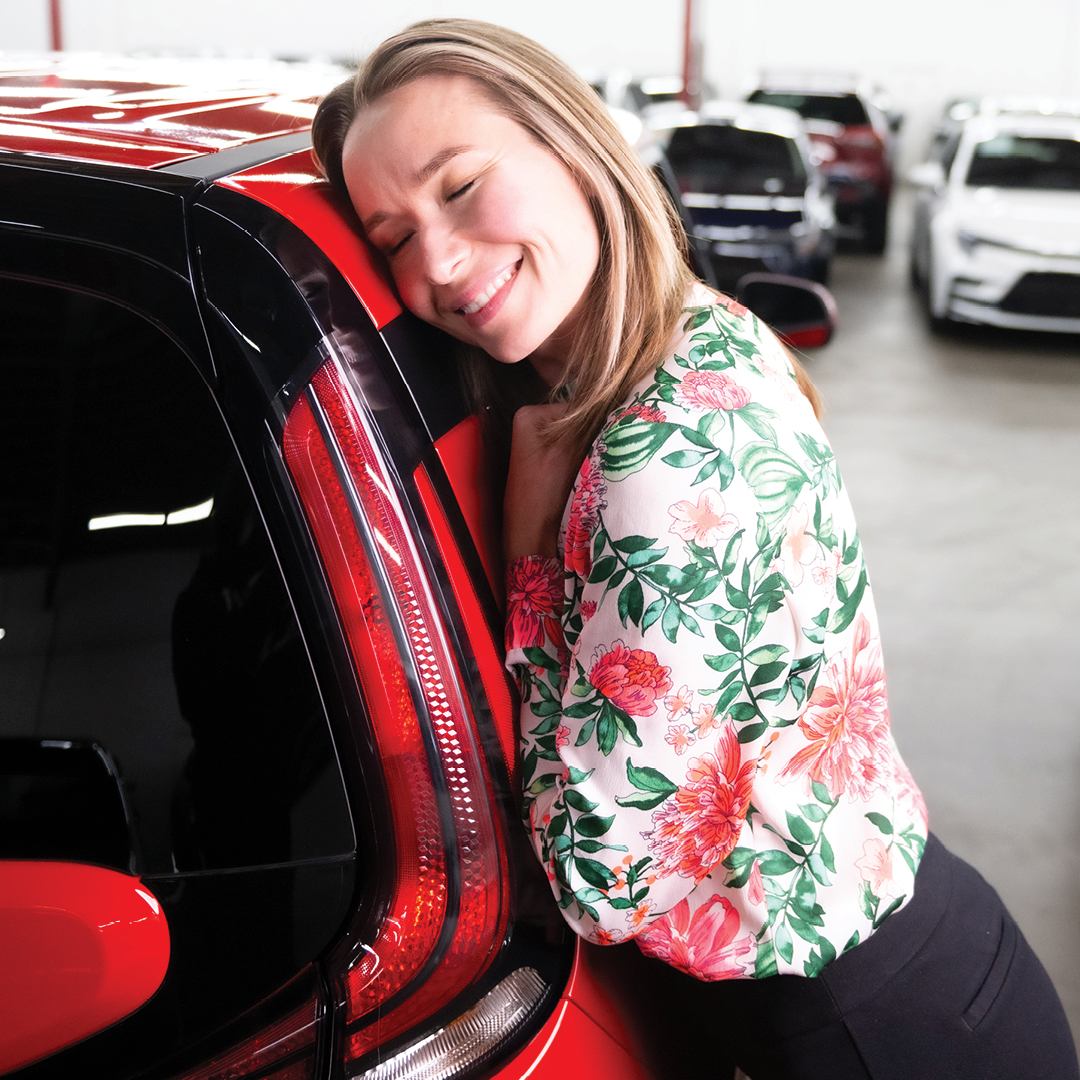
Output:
(590, 70), (898, 293)
(747, 75), (899, 254)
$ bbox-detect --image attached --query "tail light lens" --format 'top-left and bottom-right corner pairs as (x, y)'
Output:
(282, 355), (530, 1073)
(174, 990), (323, 1080)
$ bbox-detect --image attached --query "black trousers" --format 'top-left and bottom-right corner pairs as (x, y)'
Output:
(635, 834), (1078, 1079)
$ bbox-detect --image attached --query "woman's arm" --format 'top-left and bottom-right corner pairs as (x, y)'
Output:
(503, 402), (578, 561)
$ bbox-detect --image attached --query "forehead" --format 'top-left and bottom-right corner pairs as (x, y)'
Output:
(344, 75), (504, 169)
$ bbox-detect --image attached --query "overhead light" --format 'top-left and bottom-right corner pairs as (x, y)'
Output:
(88, 497), (213, 531)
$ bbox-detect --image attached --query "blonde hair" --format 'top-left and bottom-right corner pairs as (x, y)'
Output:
(312, 18), (819, 460)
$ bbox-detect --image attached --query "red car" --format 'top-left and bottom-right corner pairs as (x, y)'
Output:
(747, 79), (898, 254)
(0, 54), (658, 1080)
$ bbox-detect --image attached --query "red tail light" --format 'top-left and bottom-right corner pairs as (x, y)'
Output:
(282, 357), (511, 1067)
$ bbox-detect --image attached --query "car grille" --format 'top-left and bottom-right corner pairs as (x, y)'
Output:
(1000, 273), (1080, 318)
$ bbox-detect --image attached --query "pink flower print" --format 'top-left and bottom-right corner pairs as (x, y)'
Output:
(636, 895), (754, 980)
(589, 642), (673, 718)
(855, 838), (898, 898)
(717, 294), (749, 318)
(812, 562), (836, 590)
(676, 370), (752, 412)
(665, 723), (696, 756)
(648, 725), (754, 882)
(780, 508), (817, 587)
(892, 756), (929, 832)
(693, 701), (721, 737)
(779, 614), (892, 802)
(666, 684), (694, 720)
(581, 599), (597, 622)
(627, 897), (656, 931)
(616, 402), (667, 423)
(669, 488), (739, 548)
(555, 725), (571, 749)
(593, 927), (626, 946)
(747, 860), (765, 906)
(754, 343), (800, 401)
(564, 459), (606, 578)
(506, 557), (564, 651)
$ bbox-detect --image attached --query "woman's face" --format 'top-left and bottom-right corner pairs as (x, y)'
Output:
(341, 75), (600, 373)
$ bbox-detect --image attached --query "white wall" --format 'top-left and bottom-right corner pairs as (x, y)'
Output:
(3, 0), (1080, 165)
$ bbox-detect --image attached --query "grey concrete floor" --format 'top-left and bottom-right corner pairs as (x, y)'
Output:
(806, 191), (1080, 1042)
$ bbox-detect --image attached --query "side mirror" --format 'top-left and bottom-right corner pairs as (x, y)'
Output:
(0, 738), (136, 871)
(0, 861), (170, 1073)
(908, 160), (946, 192)
(735, 273), (838, 348)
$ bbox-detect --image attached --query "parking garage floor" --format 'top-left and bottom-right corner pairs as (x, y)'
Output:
(805, 192), (1080, 1044)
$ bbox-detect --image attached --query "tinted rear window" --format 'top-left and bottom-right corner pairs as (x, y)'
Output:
(666, 123), (807, 195)
(749, 91), (870, 126)
(0, 279), (353, 875)
(966, 134), (1080, 190)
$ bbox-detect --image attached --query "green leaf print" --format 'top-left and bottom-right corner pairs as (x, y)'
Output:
(618, 578), (645, 626)
(601, 420), (679, 480)
(612, 534), (659, 553)
(576, 858), (617, 890)
(563, 788), (598, 813)
(758, 850), (799, 877)
(755, 939), (779, 979)
(721, 529), (744, 576)
(575, 813), (616, 838)
(774, 922), (795, 964)
(737, 721), (768, 744)
(663, 449), (707, 468)
(736, 444), (810, 531)
(828, 566), (868, 635)
(865, 812), (893, 834)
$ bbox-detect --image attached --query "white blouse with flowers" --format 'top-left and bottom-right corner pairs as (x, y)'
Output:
(506, 285), (928, 981)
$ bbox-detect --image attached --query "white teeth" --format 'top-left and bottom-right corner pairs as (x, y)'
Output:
(460, 265), (516, 315)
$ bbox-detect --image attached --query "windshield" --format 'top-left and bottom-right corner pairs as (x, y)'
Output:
(748, 91), (869, 126)
(665, 123), (807, 196)
(966, 134), (1080, 190)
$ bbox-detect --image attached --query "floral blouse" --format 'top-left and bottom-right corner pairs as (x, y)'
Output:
(506, 285), (928, 981)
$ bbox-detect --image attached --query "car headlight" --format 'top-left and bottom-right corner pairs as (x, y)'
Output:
(957, 230), (983, 255)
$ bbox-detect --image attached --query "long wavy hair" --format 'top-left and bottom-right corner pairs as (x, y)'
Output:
(313, 18), (818, 464)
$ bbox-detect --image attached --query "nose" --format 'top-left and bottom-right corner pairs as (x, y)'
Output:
(418, 223), (468, 285)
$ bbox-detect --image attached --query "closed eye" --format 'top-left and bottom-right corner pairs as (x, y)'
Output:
(386, 233), (413, 257)
(448, 179), (475, 201)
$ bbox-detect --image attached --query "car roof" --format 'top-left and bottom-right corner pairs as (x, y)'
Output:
(0, 53), (345, 169)
(751, 72), (866, 97)
(964, 108), (1080, 142)
(685, 99), (806, 140)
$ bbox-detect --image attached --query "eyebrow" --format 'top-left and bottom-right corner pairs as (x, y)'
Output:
(361, 144), (474, 233)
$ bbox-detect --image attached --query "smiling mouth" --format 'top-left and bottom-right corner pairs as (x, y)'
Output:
(457, 262), (519, 316)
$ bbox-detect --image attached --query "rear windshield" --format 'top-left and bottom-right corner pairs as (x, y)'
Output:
(0, 279), (353, 876)
(748, 91), (870, 127)
(666, 123), (807, 196)
(966, 134), (1080, 190)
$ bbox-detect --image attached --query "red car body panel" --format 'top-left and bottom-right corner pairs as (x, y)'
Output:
(0, 56), (332, 168)
(216, 151), (403, 330)
(0, 863), (169, 1074)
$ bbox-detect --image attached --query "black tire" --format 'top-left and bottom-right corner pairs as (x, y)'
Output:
(863, 199), (888, 254)
(806, 254), (831, 286)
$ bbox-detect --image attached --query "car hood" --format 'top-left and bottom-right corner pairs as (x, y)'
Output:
(955, 186), (1080, 255)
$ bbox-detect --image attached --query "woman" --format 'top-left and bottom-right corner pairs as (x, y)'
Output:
(312, 20), (1077, 1079)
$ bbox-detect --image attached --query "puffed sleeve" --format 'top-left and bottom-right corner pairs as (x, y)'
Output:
(505, 304), (811, 942)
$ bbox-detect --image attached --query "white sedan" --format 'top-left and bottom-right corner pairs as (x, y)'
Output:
(910, 106), (1080, 331)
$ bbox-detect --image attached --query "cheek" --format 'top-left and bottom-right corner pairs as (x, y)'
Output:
(387, 258), (433, 319)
